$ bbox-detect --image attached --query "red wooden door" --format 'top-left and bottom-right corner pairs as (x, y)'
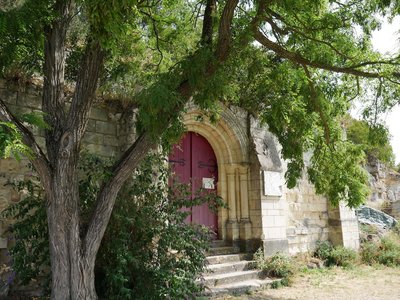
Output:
(169, 132), (218, 235)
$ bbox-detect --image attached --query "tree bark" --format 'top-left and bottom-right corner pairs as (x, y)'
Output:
(41, 1), (105, 298)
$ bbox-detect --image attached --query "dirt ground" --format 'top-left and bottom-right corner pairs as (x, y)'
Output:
(214, 265), (400, 300)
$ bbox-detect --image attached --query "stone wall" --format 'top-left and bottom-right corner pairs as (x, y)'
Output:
(0, 80), (135, 157)
(285, 178), (330, 254)
(0, 80), (136, 252)
(249, 118), (360, 255)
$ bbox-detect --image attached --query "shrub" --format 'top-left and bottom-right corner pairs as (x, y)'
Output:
(328, 246), (357, 268)
(314, 241), (357, 268)
(393, 222), (400, 236)
(361, 225), (400, 266)
(314, 241), (333, 261)
(255, 250), (295, 287)
(361, 234), (400, 267)
(360, 241), (380, 265)
(94, 154), (225, 299)
(1, 153), (224, 299)
(0, 176), (50, 293)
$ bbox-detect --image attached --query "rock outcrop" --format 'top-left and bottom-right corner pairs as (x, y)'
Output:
(366, 158), (400, 219)
(356, 206), (398, 229)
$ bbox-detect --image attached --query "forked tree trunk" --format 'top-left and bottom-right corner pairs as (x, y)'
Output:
(46, 165), (98, 299)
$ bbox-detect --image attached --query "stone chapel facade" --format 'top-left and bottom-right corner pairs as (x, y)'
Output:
(0, 80), (360, 258)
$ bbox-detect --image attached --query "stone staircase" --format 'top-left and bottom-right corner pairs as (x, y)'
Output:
(201, 240), (277, 297)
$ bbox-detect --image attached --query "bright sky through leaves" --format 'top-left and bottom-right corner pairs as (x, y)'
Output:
(372, 17), (400, 164)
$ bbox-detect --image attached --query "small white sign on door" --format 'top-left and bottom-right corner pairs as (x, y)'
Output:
(202, 177), (215, 189)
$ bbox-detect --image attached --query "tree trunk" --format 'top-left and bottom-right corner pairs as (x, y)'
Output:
(46, 162), (98, 300)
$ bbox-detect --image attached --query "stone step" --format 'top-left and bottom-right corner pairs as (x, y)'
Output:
(210, 239), (227, 248)
(202, 278), (280, 297)
(205, 253), (251, 265)
(206, 260), (256, 275)
(203, 269), (261, 287)
(207, 246), (240, 256)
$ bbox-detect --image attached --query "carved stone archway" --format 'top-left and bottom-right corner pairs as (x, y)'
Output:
(182, 108), (252, 247)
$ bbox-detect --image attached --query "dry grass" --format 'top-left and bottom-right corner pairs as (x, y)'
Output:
(213, 264), (400, 300)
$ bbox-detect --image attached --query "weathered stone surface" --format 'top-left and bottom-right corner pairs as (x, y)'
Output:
(1, 89), (17, 105)
(95, 120), (116, 135)
(357, 205), (398, 228)
(83, 132), (104, 145)
(263, 238), (289, 256)
(103, 135), (119, 147)
(250, 117), (282, 172)
(86, 119), (97, 132)
(17, 93), (41, 109)
(90, 107), (109, 121)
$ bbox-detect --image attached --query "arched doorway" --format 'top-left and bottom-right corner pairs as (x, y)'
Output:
(169, 132), (218, 236)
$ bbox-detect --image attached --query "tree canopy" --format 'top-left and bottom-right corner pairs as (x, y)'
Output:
(1, 1), (399, 208)
(1, 0), (400, 298)
(344, 115), (395, 166)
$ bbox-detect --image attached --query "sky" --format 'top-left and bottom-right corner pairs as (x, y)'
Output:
(368, 17), (399, 164)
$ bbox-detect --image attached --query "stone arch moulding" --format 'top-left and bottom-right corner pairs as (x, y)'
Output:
(182, 109), (252, 247)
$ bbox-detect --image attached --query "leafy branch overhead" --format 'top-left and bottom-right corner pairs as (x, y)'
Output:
(0, 0), (400, 297)
(0, 0), (399, 200)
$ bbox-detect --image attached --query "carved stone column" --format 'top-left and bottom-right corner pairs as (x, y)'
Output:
(238, 166), (252, 249)
(226, 165), (239, 242)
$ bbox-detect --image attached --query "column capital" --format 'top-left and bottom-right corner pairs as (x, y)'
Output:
(238, 165), (249, 175)
(225, 164), (238, 174)
(225, 163), (250, 174)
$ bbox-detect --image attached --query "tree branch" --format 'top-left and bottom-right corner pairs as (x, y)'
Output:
(0, 98), (51, 190)
(264, 8), (354, 60)
(83, 133), (154, 260)
(139, 9), (164, 69)
(253, 29), (400, 80)
(215, 0), (239, 61)
(42, 0), (74, 164)
(84, 0), (242, 260)
(201, 0), (216, 46)
(67, 40), (105, 154)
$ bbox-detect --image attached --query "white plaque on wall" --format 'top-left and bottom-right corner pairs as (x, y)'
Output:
(202, 177), (215, 189)
(263, 171), (282, 197)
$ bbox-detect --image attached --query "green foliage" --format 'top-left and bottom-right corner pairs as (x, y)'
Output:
(360, 241), (380, 265)
(19, 112), (49, 130)
(1, 153), (223, 298)
(233, 49), (371, 207)
(0, 121), (31, 160)
(1, 0), (399, 217)
(0, 112), (49, 160)
(314, 241), (357, 268)
(90, 153), (222, 299)
(393, 222), (400, 236)
(314, 241), (334, 261)
(0, 174), (50, 292)
(361, 232), (400, 266)
(345, 116), (395, 166)
(255, 249), (295, 287)
(0, 0), (53, 75)
(308, 140), (370, 208)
